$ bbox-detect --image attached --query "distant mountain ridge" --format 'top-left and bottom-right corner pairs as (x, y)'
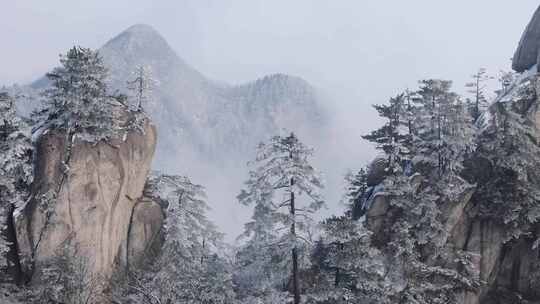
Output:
(97, 24), (327, 169)
(25, 23), (327, 178)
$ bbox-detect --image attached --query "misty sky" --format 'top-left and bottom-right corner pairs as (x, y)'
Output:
(2, 1), (539, 135)
(2, 1), (540, 239)
(1, 1), (537, 97)
(2, 1), (538, 91)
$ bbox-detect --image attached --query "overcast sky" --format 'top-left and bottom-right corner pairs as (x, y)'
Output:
(2, 1), (539, 126)
(1, 2), (537, 85)
(1, 1), (537, 95)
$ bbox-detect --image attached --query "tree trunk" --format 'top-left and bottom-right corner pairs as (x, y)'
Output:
(290, 177), (300, 304)
(5, 203), (24, 284)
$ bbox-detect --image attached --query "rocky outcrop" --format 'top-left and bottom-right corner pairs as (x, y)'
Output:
(362, 76), (540, 302)
(513, 5), (540, 72)
(15, 120), (162, 282)
(125, 198), (164, 270)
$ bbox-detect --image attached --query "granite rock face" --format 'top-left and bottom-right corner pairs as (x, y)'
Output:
(513, 5), (540, 72)
(125, 198), (164, 270)
(15, 120), (161, 281)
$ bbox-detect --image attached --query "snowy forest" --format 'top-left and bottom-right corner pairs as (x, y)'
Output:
(3, 3), (540, 304)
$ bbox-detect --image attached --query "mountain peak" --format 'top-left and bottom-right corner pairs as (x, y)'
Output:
(104, 23), (170, 51)
(124, 23), (159, 35)
(99, 23), (207, 90)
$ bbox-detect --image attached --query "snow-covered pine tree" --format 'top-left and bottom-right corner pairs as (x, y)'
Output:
(340, 78), (479, 303)
(0, 92), (33, 278)
(412, 79), (474, 176)
(443, 99), (476, 173)
(403, 88), (418, 137)
(144, 173), (224, 264)
(473, 73), (540, 242)
(234, 202), (287, 302)
(342, 168), (369, 219)
(33, 46), (121, 142)
(236, 132), (324, 304)
(382, 173), (479, 304)
(118, 172), (235, 304)
(465, 68), (493, 121)
(305, 215), (392, 304)
(362, 94), (410, 173)
(496, 70), (517, 96)
(127, 65), (158, 112)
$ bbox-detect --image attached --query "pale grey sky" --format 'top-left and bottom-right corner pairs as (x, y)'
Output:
(1, 1), (538, 122)
(1, 2), (537, 84)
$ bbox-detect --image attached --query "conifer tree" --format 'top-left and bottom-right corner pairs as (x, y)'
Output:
(465, 68), (492, 121)
(0, 92), (32, 277)
(343, 168), (369, 219)
(413, 79), (474, 176)
(236, 133), (324, 304)
(362, 94), (410, 173)
(118, 172), (236, 304)
(127, 65), (158, 112)
(305, 215), (390, 304)
(33, 46), (121, 142)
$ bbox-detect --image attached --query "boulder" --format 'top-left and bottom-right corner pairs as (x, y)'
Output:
(513, 5), (540, 72)
(365, 194), (389, 234)
(367, 157), (387, 187)
(125, 198), (164, 269)
(15, 120), (159, 281)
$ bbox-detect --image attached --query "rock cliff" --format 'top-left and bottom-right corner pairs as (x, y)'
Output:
(513, 5), (540, 72)
(14, 120), (163, 283)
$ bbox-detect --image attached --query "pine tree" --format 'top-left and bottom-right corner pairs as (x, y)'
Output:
(343, 168), (369, 220)
(465, 68), (492, 121)
(144, 173), (224, 263)
(412, 79), (474, 176)
(119, 172), (236, 304)
(33, 46), (121, 142)
(0, 92), (33, 278)
(236, 133), (324, 304)
(234, 202), (286, 301)
(362, 94), (410, 173)
(342, 78), (479, 303)
(127, 65), (158, 112)
(305, 216), (391, 304)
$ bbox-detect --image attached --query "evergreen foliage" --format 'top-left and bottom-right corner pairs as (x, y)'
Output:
(412, 79), (475, 176)
(116, 172), (236, 304)
(362, 94), (411, 173)
(473, 74), (540, 242)
(235, 133), (324, 304)
(307, 78), (479, 304)
(32, 46), (123, 142)
(127, 65), (158, 112)
(0, 92), (33, 270)
(465, 68), (493, 121)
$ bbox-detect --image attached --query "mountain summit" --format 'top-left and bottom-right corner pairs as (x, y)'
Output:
(98, 24), (327, 170)
(100, 23), (207, 89)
